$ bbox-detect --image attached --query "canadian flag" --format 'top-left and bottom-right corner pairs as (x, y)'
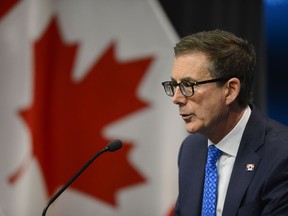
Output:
(0, 0), (186, 215)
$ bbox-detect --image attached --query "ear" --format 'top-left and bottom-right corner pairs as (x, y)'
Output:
(224, 77), (241, 105)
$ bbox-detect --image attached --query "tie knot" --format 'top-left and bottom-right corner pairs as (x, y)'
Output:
(207, 145), (222, 164)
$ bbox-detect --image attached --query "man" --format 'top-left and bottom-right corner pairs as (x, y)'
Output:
(162, 30), (288, 216)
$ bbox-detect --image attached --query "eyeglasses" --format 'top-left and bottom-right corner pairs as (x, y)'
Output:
(161, 77), (231, 97)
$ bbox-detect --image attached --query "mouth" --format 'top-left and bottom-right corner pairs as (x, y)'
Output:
(180, 113), (193, 121)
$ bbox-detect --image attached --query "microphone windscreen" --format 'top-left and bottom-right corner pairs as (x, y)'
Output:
(107, 140), (123, 152)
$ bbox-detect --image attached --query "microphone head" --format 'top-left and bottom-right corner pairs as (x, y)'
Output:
(107, 139), (123, 152)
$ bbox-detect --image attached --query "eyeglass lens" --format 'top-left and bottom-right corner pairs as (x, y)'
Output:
(162, 81), (194, 97)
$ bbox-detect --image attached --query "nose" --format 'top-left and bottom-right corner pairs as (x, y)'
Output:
(172, 86), (187, 105)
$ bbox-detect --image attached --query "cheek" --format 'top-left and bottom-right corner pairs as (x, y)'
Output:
(196, 105), (219, 125)
(194, 92), (225, 121)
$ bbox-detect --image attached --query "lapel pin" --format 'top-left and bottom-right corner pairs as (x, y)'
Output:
(246, 164), (255, 172)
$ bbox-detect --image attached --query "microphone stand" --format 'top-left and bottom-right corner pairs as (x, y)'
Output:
(42, 147), (109, 216)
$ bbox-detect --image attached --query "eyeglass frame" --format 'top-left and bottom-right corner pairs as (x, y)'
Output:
(161, 77), (233, 97)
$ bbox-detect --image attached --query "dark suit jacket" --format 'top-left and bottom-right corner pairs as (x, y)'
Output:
(174, 105), (288, 216)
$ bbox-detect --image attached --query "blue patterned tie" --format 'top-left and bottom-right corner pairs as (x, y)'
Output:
(201, 145), (222, 216)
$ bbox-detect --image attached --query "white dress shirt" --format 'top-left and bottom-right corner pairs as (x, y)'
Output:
(208, 106), (251, 216)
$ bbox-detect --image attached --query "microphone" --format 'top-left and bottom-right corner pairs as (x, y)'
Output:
(106, 139), (122, 152)
(42, 139), (123, 216)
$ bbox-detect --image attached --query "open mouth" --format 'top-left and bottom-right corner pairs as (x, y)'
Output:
(180, 113), (193, 121)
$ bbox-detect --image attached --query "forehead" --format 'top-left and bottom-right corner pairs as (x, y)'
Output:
(171, 52), (211, 80)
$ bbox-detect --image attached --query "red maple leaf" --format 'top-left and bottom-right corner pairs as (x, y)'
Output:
(10, 17), (153, 206)
(0, 0), (19, 19)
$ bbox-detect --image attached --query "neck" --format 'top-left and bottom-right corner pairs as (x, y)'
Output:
(208, 104), (247, 144)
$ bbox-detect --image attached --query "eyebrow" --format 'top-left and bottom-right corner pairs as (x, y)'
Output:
(170, 76), (196, 82)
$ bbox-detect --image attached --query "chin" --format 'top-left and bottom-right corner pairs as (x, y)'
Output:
(184, 125), (199, 134)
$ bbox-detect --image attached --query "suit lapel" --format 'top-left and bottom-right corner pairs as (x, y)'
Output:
(222, 140), (261, 216)
(222, 105), (265, 216)
(178, 134), (208, 215)
(190, 141), (207, 214)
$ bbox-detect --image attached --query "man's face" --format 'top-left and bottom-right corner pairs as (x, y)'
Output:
(171, 52), (228, 138)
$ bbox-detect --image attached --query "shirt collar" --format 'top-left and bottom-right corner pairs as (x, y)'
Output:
(208, 106), (251, 157)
